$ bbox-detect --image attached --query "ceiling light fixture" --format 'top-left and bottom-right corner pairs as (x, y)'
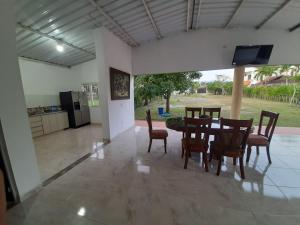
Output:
(56, 43), (64, 52)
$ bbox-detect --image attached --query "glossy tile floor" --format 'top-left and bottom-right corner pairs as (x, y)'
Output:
(8, 126), (300, 225)
(33, 124), (103, 181)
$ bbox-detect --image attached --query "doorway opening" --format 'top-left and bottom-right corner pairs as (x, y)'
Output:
(0, 120), (20, 208)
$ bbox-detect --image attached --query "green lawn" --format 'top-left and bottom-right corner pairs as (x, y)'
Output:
(135, 94), (300, 127)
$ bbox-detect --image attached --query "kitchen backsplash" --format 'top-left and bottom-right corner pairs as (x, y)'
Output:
(27, 105), (62, 116)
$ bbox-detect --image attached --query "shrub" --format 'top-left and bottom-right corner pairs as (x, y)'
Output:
(243, 85), (300, 103)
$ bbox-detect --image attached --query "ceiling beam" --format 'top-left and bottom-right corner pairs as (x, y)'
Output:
(289, 22), (300, 32)
(87, 0), (139, 47)
(256, 0), (293, 30)
(195, 0), (202, 29)
(17, 22), (95, 57)
(20, 56), (71, 68)
(190, 0), (196, 30)
(224, 0), (245, 28)
(141, 0), (162, 39)
(186, 0), (192, 32)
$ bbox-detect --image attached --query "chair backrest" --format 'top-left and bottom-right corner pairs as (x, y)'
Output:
(203, 107), (221, 118)
(257, 110), (279, 141)
(184, 117), (212, 149)
(146, 110), (152, 134)
(219, 118), (253, 151)
(185, 107), (202, 118)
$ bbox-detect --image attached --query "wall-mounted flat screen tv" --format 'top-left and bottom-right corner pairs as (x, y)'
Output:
(232, 45), (273, 66)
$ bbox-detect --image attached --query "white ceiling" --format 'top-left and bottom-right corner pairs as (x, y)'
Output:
(15, 0), (300, 67)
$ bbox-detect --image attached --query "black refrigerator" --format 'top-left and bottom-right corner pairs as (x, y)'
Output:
(60, 91), (91, 128)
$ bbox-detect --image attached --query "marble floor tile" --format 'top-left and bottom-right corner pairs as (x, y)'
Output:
(33, 124), (103, 181)
(279, 187), (300, 212)
(264, 167), (300, 188)
(7, 127), (300, 225)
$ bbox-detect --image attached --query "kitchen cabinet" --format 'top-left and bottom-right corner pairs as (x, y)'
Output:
(29, 116), (44, 138)
(42, 114), (57, 134)
(29, 111), (69, 137)
(56, 112), (69, 130)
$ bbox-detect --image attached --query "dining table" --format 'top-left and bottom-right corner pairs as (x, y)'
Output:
(165, 116), (255, 135)
(165, 116), (254, 161)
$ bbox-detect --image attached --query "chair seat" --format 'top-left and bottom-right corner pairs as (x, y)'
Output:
(151, 129), (168, 139)
(247, 134), (268, 146)
(182, 138), (207, 152)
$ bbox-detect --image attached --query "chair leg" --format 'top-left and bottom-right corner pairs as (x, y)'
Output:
(209, 149), (213, 162)
(216, 156), (222, 176)
(164, 138), (167, 154)
(182, 131), (185, 157)
(148, 139), (152, 153)
(203, 152), (209, 172)
(233, 158), (237, 166)
(256, 146), (260, 155)
(246, 145), (251, 163)
(266, 146), (272, 164)
(184, 150), (189, 169)
(239, 156), (245, 179)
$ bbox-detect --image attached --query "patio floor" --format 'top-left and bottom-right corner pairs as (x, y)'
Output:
(7, 126), (300, 225)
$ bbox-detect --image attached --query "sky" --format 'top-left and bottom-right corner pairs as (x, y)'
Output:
(199, 67), (256, 82)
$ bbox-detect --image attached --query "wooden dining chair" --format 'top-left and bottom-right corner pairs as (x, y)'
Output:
(203, 107), (221, 119)
(246, 110), (279, 164)
(185, 107), (202, 118)
(146, 110), (168, 153)
(210, 118), (253, 179)
(182, 117), (212, 171)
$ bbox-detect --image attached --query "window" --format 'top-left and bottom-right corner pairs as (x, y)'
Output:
(81, 83), (100, 107)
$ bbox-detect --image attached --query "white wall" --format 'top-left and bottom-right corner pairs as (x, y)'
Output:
(132, 28), (300, 75)
(19, 58), (102, 124)
(94, 27), (134, 139)
(19, 58), (78, 107)
(72, 59), (98, 84)
(0, 0), (41, 198)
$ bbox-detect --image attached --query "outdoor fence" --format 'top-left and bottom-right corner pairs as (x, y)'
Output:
(243, 85), (300, 105)
(243, 94), (299, 104)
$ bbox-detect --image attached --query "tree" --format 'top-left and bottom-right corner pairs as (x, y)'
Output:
(188, 81), (201, 94)
(289, 72), (300, 104)
(152, 71), (202, 112)
(134, 71), (202, 113)
(206, 81), (232, 95)
(254, 66), (278, 83)
(279, 65), (293, 84)
(216, 74), (230, 94)
(134, 75), (158, 107)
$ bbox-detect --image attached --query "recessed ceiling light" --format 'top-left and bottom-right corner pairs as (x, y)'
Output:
(56, 44), (64, 52)
(77, 207), (86, 217)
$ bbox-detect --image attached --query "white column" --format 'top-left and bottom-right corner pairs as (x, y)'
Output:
(230, 66), (245, 119)
(93, 27), (134, 140)
(0, 0), (40, 198)
(93, 28), (111, 141)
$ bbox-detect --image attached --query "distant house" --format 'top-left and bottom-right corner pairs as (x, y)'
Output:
(253, 75), (297, 86)
(244, 71), (258, 86)
(197, 87), (207, 94)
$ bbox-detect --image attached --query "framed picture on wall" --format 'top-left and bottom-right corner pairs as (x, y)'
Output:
(110, 67), (130, 100)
